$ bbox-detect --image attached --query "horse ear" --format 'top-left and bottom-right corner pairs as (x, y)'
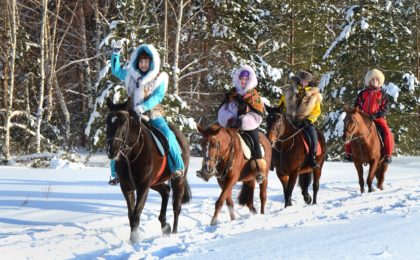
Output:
(196, 124), (205, 135)
(106, 96), (114, 109)
(126, 97), (132, 110)
(264, 104), (275, 114)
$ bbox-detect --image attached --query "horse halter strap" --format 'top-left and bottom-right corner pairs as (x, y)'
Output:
(109, 110), (144, 163)
(204, 130), (236, 177)
(271, 115), (305, 143)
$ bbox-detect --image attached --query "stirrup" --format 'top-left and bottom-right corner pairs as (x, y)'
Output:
(309, 156), (320, 169)
(256, 173), (264, 184)
(344, 153), (353, 162)
(108, 177), (120, 185)
(172, 170), (184, 179)
(383, 156), (392, 164)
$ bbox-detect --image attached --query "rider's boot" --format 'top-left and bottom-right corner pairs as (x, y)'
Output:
(308, 154), (320, 169)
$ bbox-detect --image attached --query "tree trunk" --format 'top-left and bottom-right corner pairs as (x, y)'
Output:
(163, 0), (168, 65)
(36, 0), (48, 154)
(3, 0), (17, 160)
(415, 3), (419, 81)
(172, 0), (186, 95)
(54, 76), (71, 150)
(289, 9), (295, 69)
(79, 5), (93, 110)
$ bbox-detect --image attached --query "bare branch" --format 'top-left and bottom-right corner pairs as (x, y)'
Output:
(179, 68), (209, 81)
(56, 54), (102, 74)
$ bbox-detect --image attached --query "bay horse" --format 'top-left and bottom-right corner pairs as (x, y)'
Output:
(266, 107), (326, 207)
(196, 123), (272, 226)
(342, 107), (388, 193)
(106, 98), (191, 243)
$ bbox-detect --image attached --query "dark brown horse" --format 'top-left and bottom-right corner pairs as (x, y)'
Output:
(266, 108), (326, 207)
(196, 123), (272, 225)
(106, 98), (191, 243)
(343, 107), (388, 193)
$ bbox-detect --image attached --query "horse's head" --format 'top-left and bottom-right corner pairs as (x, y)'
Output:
(196, 123), (228, 180)
(266, 106), (287, 144)
(105, 97), (136, 159)
(342, 107), (370, 143)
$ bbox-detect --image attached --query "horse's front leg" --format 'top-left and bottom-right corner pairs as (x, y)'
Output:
(122, 190), (136, 227)
(259, 177), (268, 214)
(312, 168), (322, 204)
(354, 161), (365, 193)
(367, 160), (379, 192)
(129, 187), (149, 243)
(225, 193), (236, 221)
(284, 172), (299, 207)
(211, 174), (238, 226)
(299, 172), (312, 204)
(151, 184), (171, 235)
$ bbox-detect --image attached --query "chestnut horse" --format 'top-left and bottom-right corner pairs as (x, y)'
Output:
(196, 123), (272, 226)
(343, 107), (388, 193)
(106, 98), (191, 243)
(266, 108), (326, 207)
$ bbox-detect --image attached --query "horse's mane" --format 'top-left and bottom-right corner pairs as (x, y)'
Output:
(346, 107), (372, 123)
(204, 123), (223, 136)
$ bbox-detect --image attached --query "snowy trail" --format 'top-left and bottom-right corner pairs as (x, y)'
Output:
(0, 157), (419, 259)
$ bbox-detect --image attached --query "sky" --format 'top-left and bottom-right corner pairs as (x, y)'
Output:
(0, 155), (419, 259)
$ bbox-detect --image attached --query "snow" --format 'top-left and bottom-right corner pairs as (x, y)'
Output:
(318, 71), (334, 92)
(323, 6), (358, 60)
(360, 18), (369, 30)
(383, 82), (400, 102)
(402, 73), (418, 92)
(1, 155), (419, 259)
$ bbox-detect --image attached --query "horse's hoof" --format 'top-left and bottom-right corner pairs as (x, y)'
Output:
(162, 223), (171, 235)
(303, 194), (312, 204)
(210, 218), (218, 226)
(129, 231), (141, 244)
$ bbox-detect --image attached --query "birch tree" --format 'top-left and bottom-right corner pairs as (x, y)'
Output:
(2, 0), (18, 160)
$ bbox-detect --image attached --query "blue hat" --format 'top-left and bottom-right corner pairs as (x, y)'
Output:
(239, 70), (250, 78)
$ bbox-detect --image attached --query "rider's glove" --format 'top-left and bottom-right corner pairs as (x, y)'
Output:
(111, 39), (124, 54)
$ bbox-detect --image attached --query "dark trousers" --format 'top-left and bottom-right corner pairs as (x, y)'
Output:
(246, 128), (262, 159)
(300, 122), (317, 155)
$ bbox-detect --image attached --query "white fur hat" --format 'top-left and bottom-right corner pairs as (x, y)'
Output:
(364, 69), (385, 87)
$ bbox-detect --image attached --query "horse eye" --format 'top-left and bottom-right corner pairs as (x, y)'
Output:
(111, 116), (118, 124)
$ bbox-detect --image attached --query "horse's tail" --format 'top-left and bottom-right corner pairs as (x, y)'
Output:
(238, 182), (254, 206)
(298, 172), (312, 189)
(182, 178), (192, 204)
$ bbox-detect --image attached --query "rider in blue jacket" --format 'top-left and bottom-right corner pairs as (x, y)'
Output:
(108, 41), (184, 185)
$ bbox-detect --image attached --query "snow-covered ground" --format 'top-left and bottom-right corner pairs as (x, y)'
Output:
(0, 156), (419, 259)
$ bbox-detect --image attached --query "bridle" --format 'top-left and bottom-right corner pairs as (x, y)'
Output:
(268, 113), (306, 152)
(343, 115), (374, 144)
(202, 130), (236, 178)
(107, 110), (144, 163)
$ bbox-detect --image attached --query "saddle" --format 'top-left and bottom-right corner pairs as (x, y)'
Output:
(143, 119), (169, 157)
(300, 132), (322, 156)
(237, 132), (265, 160)
(375, 124), (386, 156)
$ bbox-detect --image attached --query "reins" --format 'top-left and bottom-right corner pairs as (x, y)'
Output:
(270, 114), (305, 153)
(108, 110), (145, 187)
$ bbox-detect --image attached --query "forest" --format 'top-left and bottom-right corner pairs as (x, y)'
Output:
(1, 0), (419, 162)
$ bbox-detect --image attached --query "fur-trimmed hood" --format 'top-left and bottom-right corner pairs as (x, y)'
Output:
(232, 65), (258, 96)
(124, 44), (168, 109)
(364, 69), (385, 87)
(125, 44), (161, 89)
